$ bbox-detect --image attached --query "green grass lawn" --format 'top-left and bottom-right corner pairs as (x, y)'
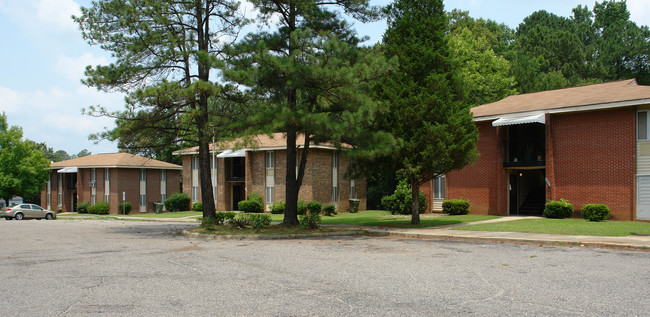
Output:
(265, 210), (498, 228)
(455, 218), (650, 236)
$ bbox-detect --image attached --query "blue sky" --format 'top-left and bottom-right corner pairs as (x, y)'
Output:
(1, 0), (649, 156)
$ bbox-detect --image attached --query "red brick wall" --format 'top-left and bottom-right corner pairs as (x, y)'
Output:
(446, 122), (507, 215)
(246, 151), (265, 200)
(547, 108), (635, 220)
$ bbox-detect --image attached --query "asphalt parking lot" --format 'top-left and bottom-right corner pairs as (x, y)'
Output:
(1, 219), (648, 316)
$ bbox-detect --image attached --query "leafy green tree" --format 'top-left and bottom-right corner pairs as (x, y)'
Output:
(0, 114), (50, 206)
(75, 0), (247, 219)
(226, 0), (389, 225)
(593, 0), (650, 84)
(448, 28), (517, 106)
(378, 0), (478, 224)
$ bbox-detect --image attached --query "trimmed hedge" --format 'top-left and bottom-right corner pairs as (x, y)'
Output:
(193, 202), (203, 211)
(442, 200), (470, 215)
(307, 201), (322, 215)
(119, 202), (132, 215)
(322, 204), (337, 216)
(88, 202), (110, 215)
(165, 193), (191, 212)
(582, 204), (610, 222)
(238, 200), (263, 213)
(543, 199), (574, 219)
(270, 200), (285, 214)
(77, 201), (90, 214)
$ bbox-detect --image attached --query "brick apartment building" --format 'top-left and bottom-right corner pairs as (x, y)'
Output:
(421, 79), (650, 220)
(173, 133), (366, 212)
(42, 153), (181, 214)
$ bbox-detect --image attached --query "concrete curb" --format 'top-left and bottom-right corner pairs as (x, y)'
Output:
(366, 229), (650, 251)
(182, 229), (368, 240)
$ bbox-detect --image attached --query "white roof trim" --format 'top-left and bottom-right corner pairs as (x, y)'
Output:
(475, 98), (650, 122)
(174, 144), (341, 156)
(492, 114), (545, 127)
(57, 167), (78, 173)
(216, 149), (247, 158)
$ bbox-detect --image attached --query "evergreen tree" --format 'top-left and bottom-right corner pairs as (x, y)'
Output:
(75, 0), (247, 218)
(226, 0), (389, 225)
(379, 0), (478, 224)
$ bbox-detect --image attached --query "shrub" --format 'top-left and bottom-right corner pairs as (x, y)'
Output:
(582, 204), (610, 222)
(77, 202), (90, 214)
(238, 200), (263, 213)
(200, 217), (218, 228)
(165, 193), (191, 212)
(442, 200), (470, 215)
(381, 179), (427, 215)
(543, 199), (574, 219)
(322, 204), (337, 216)
(246, 214), (272, 230)
(248, 192), (264, 210)
(300, 211), (320, 229)
(192, 202), (203, 211)
(270, 200), (285, 214)
(297, 199), (308, 215)
(214, 211), (236, 225)
(307, 201), (322, 215)
(229, 215), (251, 229)
(90, 202), (110, 215)
(119, 202), (132, 215)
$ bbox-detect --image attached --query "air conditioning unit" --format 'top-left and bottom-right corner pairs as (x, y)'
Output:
(89, 181), (96, 188)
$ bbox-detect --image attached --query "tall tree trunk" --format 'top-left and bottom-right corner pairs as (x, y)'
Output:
(410, 178), (421, 225)
(283, 127), (299, 225)
(195, 1), (215, 219)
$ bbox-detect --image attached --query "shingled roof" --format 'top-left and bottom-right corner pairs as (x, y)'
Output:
(472, 79), (650, 120)
(174, 132), (347, 155)
(50, 153), (181, 170)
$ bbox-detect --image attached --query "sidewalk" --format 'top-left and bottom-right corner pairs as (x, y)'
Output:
(359, 216), (650, 251)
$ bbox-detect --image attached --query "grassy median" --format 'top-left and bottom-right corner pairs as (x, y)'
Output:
(455, 218), (650, 236)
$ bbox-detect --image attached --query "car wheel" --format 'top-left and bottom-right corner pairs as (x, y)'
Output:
(45, 213), (53, 220)
(14, 212), (24, 220)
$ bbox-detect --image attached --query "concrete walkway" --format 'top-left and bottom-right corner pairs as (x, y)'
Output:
(360, 216), (650, 250)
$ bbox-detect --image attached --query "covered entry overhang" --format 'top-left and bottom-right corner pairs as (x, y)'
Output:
(57, 167), (78, 173)
(492, 114), (545, 127)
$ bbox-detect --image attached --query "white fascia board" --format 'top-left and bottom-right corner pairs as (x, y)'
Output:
(474, 98), (650, 122)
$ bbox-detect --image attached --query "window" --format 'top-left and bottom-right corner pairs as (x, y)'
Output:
(333, 152), (338, 168)
(638, 111), (648, 140)
(333, 186), (338, 203)
(104, 169), (110, 202)
(266, 186), (274, 203)
(266, 151), (274, 168)
(433, 175), (446, 199)
(350, 179), (356, 199)
(192, 156), (198, 170)
(90, 168), (96, 205)
(90, 169), (96, 182)
(161, 170), (166, 182)
(140, 194), (146, 207)
(161, 193), (166, 202)
(192, 187), (198, 201)
(58, 174), (63, 207)
(140, 169), (146, 182)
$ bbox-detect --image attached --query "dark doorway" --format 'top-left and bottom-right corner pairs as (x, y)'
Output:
(509, 170), (546, 215)
(232, 184), (244, 211)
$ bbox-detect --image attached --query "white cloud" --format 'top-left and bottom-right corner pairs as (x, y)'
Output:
(55, 53), (108, 80)
(36, 0), (81, 31)
(0, 87), (23, 114)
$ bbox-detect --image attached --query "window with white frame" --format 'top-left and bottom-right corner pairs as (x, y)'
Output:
(332, 152), (339, 203)
(192, 156), (199, 170)
(350, 179), (356, 199)
(90, 168), (96, 205)
(433, 175), (446, 199)
(265, 151), (274, 203)
(160, 170), (167, 202)
(638, 111), (649, 140)
(139, 169), (147, 211)
(104, 169), (110, 202)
